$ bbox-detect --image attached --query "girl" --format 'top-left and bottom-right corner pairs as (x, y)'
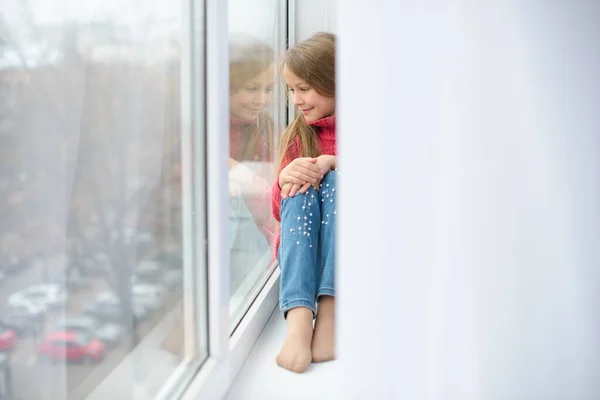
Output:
(228, 36), (278, 294)
(272, 32), (337, 373)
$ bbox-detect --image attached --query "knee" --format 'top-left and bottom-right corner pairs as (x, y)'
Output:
(320, 170), (337, 188)
(281, 185), (319, 209)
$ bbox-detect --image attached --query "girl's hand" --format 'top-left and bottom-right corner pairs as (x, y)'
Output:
(314, 155), (335, 176)
(278, 157), (323, 188)
(281, 182), (293, 199)
(289, 155), (336, 196)
(282, 182), (312, 198)
(306, 155), (336, 191)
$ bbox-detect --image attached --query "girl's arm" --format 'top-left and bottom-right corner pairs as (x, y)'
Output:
(283, 154), (337, 198)
(271, 141), (325, 219)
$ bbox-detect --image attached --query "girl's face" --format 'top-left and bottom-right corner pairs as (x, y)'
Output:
(230, 64), (275, 121)
(283, 65), (334, 123)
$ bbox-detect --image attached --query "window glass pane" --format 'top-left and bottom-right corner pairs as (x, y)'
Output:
(228, 0), (284, 330)
(0, 0), (206, 398)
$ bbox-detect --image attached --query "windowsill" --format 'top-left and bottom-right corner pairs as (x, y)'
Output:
(229, 255), (276, 333)
(225, 307), (338, 400)
(179, 266), (281, 400)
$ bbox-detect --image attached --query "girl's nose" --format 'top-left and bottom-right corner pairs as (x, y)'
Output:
(254, 91), (268, 105)
(292, 92), (304, 105)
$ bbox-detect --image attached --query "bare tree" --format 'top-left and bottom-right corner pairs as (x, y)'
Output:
(2, 11), (181, 347)
(64, 55), (181, 346)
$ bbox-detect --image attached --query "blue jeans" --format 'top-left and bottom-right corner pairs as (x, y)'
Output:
(278, 170), (337, 317)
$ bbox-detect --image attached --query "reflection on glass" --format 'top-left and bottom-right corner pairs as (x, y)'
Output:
(0, 1), (200, 399)
(227, 20), (280, 327)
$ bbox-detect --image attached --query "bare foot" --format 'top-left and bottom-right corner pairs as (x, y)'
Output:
(312, 296), (335, 362)
(276, 307), (313, 373)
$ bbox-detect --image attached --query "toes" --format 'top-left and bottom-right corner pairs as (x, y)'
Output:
(291, 357), (310, 373)
(276, 349), (311, 373)
(311, 348), (334, 363)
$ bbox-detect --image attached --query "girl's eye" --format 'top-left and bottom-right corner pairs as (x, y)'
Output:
(266, 87), (274, 93)
(245, 86), (258, 92)
(288, 87), (309, 93)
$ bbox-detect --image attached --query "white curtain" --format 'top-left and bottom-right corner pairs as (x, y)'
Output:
(337, 2), (600, 399)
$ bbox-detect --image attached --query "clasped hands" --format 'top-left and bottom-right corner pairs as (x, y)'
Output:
(278, 155), (334, 198)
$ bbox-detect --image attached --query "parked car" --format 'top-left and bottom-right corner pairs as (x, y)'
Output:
(8, 284), (66, 310)
(0, 328), (17, 351)
(38, 331), (105, 363)
(161, 270), (183, 291)
(82, 300), (121, 323)
(0, 302), (45, 335)
(83, 295), (147, 323)
(132, 231), (155, 254)
(131, 270), (170, 290)
(134, 282), (166, 296)
(153, 250), (182, 269)
(54, 316), (123, 348)
(132, 284), (165, 311)
(132, 260), (183, 293)
(134, 261), (163, 283)
(48, 272), (92, 291)
(77, 256), (104, 277)
(97, 291), (151, 317)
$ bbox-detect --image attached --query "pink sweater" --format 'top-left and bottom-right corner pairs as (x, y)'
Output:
(271, 115), (337, 254)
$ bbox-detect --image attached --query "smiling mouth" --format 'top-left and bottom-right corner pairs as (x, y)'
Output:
(301, 108), (313, 114)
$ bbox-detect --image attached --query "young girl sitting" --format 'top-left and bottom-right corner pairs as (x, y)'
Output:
(271, 32), (337, 373)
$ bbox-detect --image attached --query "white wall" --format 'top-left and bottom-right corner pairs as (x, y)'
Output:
(337, 2), (600, 399)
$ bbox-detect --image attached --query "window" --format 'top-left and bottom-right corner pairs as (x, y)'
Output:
(228, 0), (287, 332)
(0, 0), (207, 398)
(3, 0), (293, 398)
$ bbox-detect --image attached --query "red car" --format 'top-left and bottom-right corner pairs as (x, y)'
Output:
(0, 328), (17, 351)
(38, 331), (105, 363)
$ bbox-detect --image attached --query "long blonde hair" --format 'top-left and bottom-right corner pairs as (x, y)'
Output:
(229, 36), (275, 161)
(278, 32), (335, 170)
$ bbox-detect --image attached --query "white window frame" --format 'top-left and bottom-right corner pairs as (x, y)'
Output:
(176, 0), (294, 399)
